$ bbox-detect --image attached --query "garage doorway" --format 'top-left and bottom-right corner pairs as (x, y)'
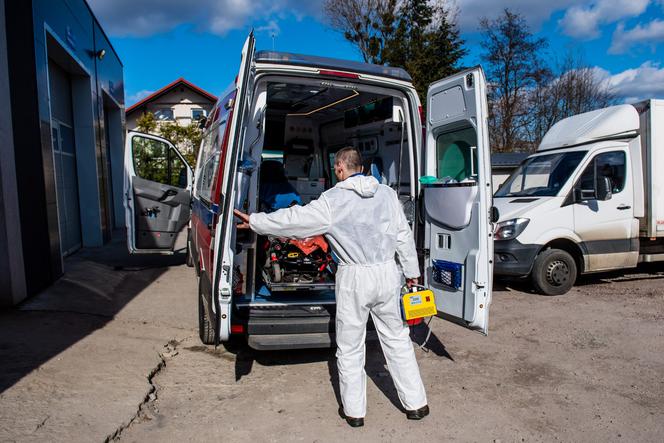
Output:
(48, 59), (82, 256)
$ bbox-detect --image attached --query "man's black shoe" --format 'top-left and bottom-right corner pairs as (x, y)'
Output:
(338, 407), (364, 427)
(406, 405), (430, 420)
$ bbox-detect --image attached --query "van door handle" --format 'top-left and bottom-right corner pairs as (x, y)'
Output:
(158, 189), (178, 202)
(617, 204), (631, 210)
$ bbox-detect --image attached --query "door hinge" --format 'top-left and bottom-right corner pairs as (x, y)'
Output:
(474, 281), (486, 289)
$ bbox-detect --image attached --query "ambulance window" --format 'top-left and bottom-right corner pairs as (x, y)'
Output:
(436, 127), (477, 181)
(132, 136), (186, 188)
(196, 125), (222, 203)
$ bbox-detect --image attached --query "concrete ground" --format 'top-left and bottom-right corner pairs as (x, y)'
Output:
(1, 237), (663, 442)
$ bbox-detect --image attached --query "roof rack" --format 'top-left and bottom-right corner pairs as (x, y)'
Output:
(255, 51), (412, 82)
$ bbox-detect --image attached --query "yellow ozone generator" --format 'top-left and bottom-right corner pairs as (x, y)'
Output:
(401, 285), (437, 321)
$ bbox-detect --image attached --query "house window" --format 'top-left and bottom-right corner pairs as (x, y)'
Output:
(154, 108), (174, 121)
(191, 108), (206, 121)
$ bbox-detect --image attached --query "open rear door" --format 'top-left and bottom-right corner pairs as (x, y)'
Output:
(211, 32), (255, 343)
(124, 131), (193, 254)
(422, 67), (494, 334)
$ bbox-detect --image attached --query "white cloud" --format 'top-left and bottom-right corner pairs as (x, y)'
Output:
(455, 0), (584, 31)
(256, 20), (282, 37)
(558, 0), (650, 39)
(127, 89), (153, 105)
(609, 19), (664, 53)
(87, 0), (322, 37)
(600, 61), (664, 101)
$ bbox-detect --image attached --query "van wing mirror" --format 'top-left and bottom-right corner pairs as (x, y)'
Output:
(596, 176), (612, 201)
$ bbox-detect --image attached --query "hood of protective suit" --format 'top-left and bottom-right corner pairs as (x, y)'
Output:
(335, 175), (379, 197)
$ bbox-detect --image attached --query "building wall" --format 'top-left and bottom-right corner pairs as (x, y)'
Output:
(126, 87), (214, 142)
(0, 0), (28, 307)
(1, 0), (125, 305)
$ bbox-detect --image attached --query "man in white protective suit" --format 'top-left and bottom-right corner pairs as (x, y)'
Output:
(234, 146), (428, 427)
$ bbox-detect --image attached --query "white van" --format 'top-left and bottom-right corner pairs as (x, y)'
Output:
(124, 33), (495, 349)
(494, 100), (664, 295)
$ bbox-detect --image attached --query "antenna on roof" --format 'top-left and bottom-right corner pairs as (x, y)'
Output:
(271, 33), (275, 51)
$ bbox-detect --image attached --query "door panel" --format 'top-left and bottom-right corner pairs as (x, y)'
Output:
(212, 32), (255, 343)
(133, 176), (191, 249)
(423, 67), (493, 334)
(124, 131), (193, 253)
(573, 149), (637, 271)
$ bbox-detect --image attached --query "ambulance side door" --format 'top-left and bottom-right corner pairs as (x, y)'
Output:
(124, 131), (193, 254)
(422, 67), (494, 334)
(211, 32), (255, 343)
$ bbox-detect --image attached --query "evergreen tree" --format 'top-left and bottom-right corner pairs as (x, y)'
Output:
(324, 0), (466, 104)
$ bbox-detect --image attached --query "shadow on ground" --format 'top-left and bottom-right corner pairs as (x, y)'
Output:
(218, 320), (453, 414)
(0, 230), (187, 393)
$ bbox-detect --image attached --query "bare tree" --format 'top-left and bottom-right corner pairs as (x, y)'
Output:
(480, 9), (549, 152)
(527, 50), (616, 146)
(323, 0), (398, 64)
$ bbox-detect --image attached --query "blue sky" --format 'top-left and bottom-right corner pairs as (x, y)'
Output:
(88, 0), (664, 106)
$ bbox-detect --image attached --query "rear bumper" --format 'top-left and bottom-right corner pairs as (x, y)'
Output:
(494, 239), (540, 277)
(238, 304), (334, 350)
(249, 332), (334, 350)
(237, 304), (378, 350)
(249, 330), (378, 350)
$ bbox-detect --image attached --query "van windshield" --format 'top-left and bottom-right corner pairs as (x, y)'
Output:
(495, 151), (588, 197)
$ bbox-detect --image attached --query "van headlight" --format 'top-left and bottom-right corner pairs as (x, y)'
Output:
(495, 218), (529, 241)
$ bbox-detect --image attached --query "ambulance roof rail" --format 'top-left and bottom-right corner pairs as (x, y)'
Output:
(255, 50), (412, 82)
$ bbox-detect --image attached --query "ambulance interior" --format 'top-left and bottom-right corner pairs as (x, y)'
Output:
(233, 77), (415, 306)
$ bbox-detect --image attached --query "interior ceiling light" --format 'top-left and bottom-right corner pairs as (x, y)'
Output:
(287, 89), (359, 117)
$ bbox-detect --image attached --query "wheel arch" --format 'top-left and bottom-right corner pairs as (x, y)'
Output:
(541, 238), (585, 274)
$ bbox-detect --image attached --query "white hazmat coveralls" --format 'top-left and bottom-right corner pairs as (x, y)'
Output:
(249, 175), (427, 418)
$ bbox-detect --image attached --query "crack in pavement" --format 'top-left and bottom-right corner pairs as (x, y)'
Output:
(104, 339), (181, 442)
(34, 415), (49, 432)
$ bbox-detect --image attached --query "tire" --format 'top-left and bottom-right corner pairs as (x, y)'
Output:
(198, 275), (216, 345)
(531, 248), (577, 296)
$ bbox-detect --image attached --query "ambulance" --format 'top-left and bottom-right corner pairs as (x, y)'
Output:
(124, 33), (495, 349)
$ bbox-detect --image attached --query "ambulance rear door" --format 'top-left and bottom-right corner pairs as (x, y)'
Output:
(211, 32), (255, 343)
(422, 67), (494, 334)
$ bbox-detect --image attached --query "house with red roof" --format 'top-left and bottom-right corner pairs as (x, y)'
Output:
(126, 78), (217, 138)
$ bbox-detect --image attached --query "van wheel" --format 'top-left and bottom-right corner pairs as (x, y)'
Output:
(198, 276), (215, 345)
(531, 248), (577, 296)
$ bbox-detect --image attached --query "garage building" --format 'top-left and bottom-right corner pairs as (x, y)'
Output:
(0, 0), (125, 306)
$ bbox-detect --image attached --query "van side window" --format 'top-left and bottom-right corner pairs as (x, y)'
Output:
(436, 127), (477, 181)
(196, 123), (223, 203)
(577, 151), (626, 198)
(132, 136), (187, 188)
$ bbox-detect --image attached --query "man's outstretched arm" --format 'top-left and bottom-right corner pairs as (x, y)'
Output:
(234, 196), (332, 239)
